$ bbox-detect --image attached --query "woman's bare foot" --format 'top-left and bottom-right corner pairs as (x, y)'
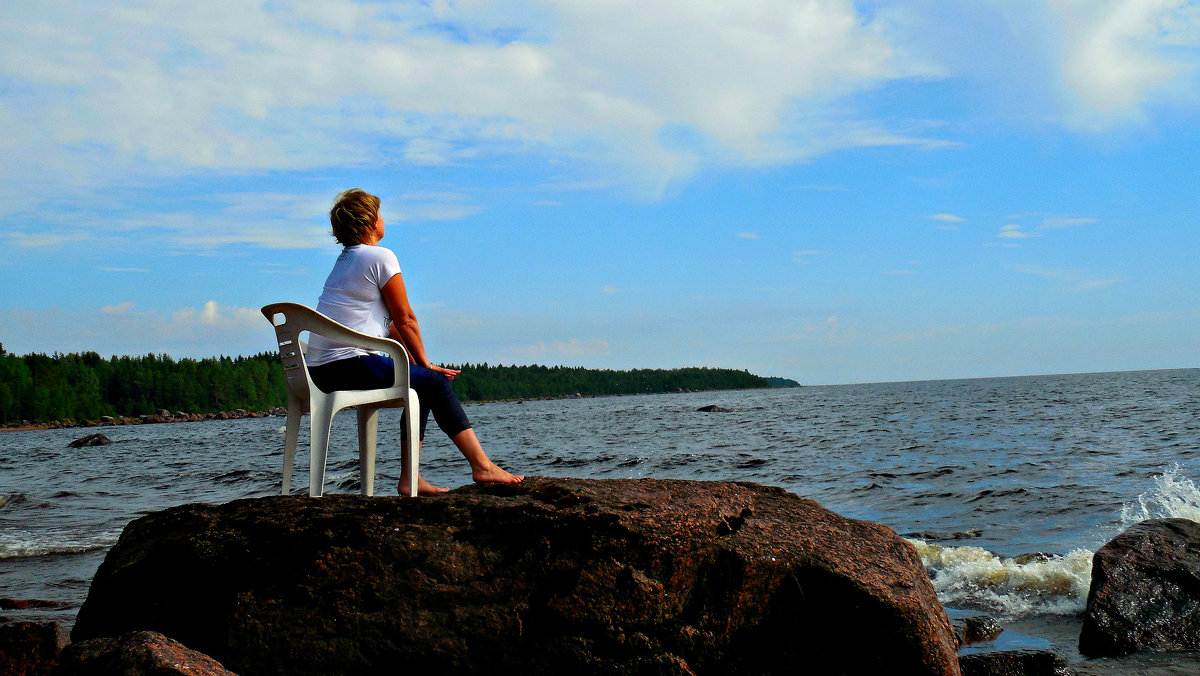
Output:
(398, 476), (450, 496)
(472, 463), (524, 485)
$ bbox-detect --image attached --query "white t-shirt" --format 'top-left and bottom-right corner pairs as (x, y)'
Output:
(305, 244), (402, 366)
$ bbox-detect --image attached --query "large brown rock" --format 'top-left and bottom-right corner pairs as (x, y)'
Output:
(1079, 518), (1200, 656)
(52, 630), (235, 675)
(72, 477), (959, 675)
(0, 621), (69, 676)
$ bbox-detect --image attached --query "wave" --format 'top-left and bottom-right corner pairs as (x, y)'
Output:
(0, 493), (29, 509)
(0, 529), (120, 559)
(1119, 464), (1200, 526)
(909, 465), (1200, 619)
(907, 539), (1093, 618)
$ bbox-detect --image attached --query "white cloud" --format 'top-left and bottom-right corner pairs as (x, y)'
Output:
(172, 300), (263, 331)
(798, 184), (849, 191)
(601, 285), (619, 294)
(737, 232), (762, 240)
(0, 301), (271, 357)
(511, 337), (611, 359)
(2, 231), (92, 248)
(393, 192), (484, 223)
(872, 0), (1199, 130)
(794, 249), (823, 263)
(3, 0), (1194, 259)
(1013, 264), (1125, 292)
(102, 302), (135, 314)
(998, 224), (1036, 239)
(1053, 0), (1194, 125)
(0, 0), (926, 200)
(930, 213), (965, 222)
(1040, 216), (1097, 228)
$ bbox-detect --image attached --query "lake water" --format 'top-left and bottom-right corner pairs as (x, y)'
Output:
(2, 368), (1199, 673)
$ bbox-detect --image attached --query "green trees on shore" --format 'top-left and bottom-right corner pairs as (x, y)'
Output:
(445, 363), (772, 401)
(0, 343), (784, 425)
(0, 345), (285, 425)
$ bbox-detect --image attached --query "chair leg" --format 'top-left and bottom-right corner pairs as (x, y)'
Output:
(282, 397), (303, 495)
(357, 407), (378, 497)
(402, 391), (421, 498)
(308, 399), (335, 498)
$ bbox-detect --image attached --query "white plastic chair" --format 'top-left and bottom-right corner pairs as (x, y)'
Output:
(261, 302), (421, 497)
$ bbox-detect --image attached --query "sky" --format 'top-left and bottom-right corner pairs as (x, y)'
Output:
(0, 0), (1197, 385)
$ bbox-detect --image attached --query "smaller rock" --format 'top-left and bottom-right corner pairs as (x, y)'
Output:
(0, 621), (69, 676)
(952, 613), (1004, 645)
(696, 405), (733, 412)
(99, 416), (114, 424)
(53, 631), (235, 676)
(0, 599), (69, 611)
(1011, 553), (1053, 565)
(67, 433), (111, 448)
(911, 529), (983, 541)
(959, 648), (1071, 675)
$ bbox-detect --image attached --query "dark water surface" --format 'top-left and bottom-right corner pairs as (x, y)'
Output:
(3, 368), (1198, 672)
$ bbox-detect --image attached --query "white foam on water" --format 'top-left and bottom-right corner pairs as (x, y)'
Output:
(908, 467), (1200, 619)
(907, 539), (1093, 619)
(0, 528), (120, 559)
(1120, 464), (1200, 526)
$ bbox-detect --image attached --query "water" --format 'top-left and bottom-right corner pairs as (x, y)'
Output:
(2, 368), (1198, 672)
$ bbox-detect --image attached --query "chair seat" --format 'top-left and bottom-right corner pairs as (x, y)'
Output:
(262, 302), (421, 497)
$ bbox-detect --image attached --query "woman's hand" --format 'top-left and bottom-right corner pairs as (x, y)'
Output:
(427, 364), (461, 381)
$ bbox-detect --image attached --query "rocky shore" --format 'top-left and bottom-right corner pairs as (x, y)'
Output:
(0, 407), (287, 432)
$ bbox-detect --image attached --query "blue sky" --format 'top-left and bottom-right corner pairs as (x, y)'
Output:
(1, 0), (1197, 385)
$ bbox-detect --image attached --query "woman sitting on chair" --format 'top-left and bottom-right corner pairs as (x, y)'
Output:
(304, 188), (523, 495)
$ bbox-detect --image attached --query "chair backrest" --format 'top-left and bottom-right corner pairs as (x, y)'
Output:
(261, 302), (316, 402)
(261, 302), (412, 399)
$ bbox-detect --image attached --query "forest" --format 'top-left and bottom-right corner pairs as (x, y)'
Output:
(0, 343), (795, 425)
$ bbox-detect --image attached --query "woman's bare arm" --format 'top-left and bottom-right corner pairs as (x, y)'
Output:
(381, 273), (459, 379)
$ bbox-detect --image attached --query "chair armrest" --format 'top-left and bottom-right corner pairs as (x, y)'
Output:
(317, 324), (411, 390)
(267, 303), (412, 391)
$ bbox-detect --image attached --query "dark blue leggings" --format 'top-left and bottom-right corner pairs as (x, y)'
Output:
(308, 354), (472, 441)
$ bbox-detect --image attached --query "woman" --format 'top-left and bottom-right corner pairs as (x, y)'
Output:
(304, 188), (523, 495)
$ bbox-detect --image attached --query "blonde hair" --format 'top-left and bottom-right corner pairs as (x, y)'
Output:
(329, 189), (381, 246)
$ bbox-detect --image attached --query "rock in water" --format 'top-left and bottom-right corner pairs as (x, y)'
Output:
(958, 649), (1071, 676)
(1080, 518), (1200, 656)
(696, 405), (732, 412)
(54, 631), (235, 676)
(73, 477), (960, 675)
(67, 433), (111, 448)
(952, 613), (1004, 645)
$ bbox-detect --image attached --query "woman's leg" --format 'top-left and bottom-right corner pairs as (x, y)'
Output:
(397, 438), (449, 496)
(409, 365), (523, 485)
(448, 428), (524, 484)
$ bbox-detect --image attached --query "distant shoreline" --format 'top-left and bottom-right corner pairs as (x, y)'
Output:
(0, 408), (288, 433)
(0, 386), (779, 433)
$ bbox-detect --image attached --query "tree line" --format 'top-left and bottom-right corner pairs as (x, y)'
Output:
(444, 362), (775, 402)
(0, 343), (789, 425)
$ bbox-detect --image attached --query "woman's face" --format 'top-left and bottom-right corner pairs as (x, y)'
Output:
(373, 214), (385, 242)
